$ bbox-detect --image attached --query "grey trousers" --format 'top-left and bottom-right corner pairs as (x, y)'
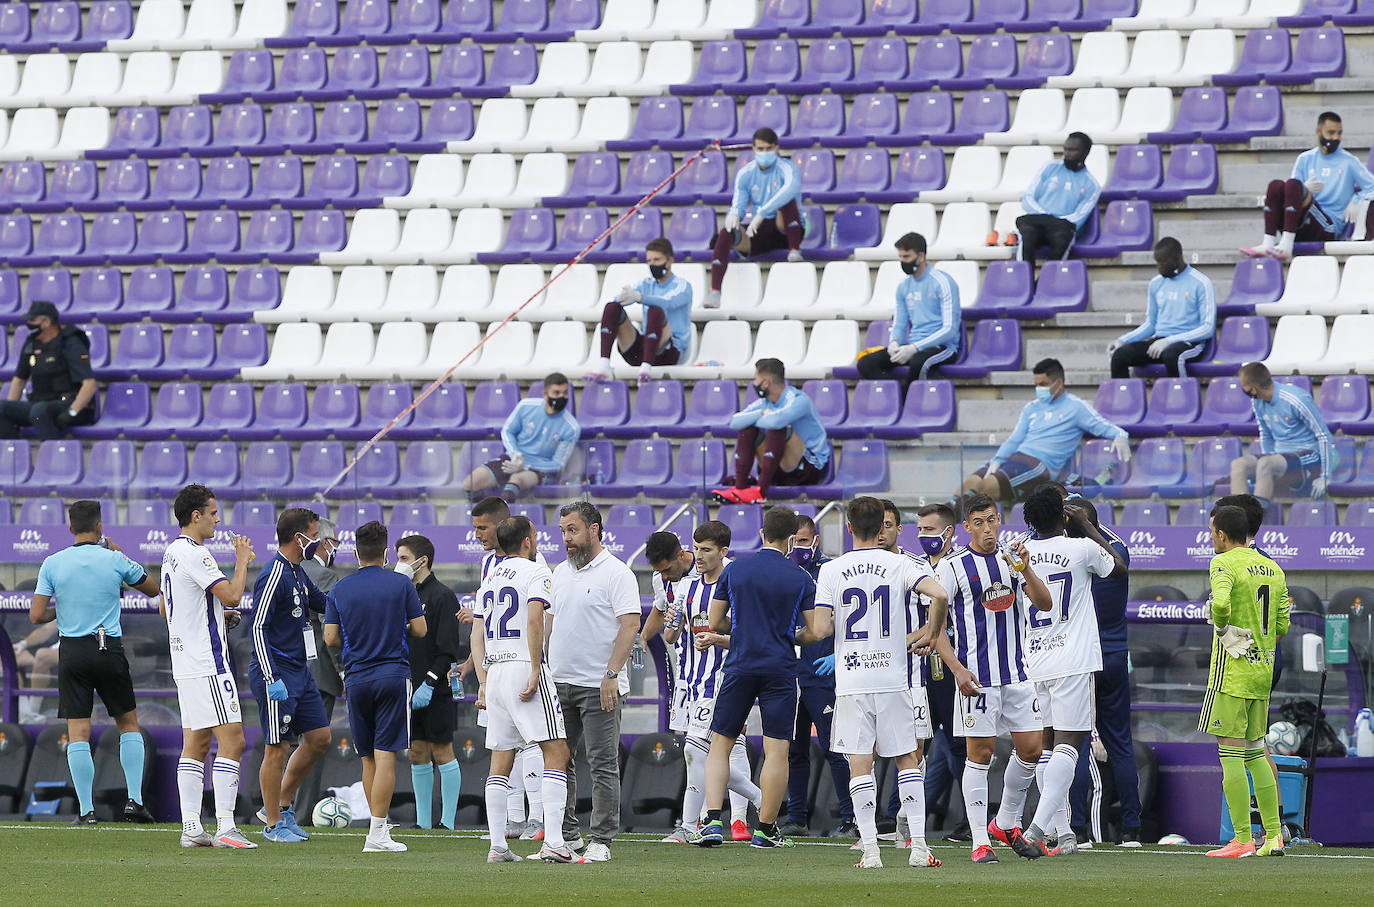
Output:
(556, 682), (622, 844)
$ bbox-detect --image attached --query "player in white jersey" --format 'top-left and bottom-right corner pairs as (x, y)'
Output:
(933, 492), (1054, 865)
(471, 516), (582, 864)
(644, 531), (699, 737)
(472, 495), (549, 841)
(161, 484), (257, 850)
(1009, 488), (1125, 860)
(811, 497), (949, 870)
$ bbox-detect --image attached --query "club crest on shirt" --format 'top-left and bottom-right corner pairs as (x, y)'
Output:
(982, 581), (1015, 612)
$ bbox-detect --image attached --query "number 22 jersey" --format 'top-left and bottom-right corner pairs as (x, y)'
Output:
(476, 556), (554, 666)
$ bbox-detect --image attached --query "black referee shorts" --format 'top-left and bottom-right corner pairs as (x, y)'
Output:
(411, 692), (457, 744)
(58, 635), (138, 720)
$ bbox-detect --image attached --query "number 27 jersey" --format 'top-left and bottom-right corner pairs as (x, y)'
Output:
(476, 556), (553, 666)
(815, 548), (932, 696)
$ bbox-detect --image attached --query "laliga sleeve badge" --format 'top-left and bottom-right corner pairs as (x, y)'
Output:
(981, 581), (1015, 612)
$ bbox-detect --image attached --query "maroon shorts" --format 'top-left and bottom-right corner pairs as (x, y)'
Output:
(775, 457), (826, 487)
(619, 339), (682, 367)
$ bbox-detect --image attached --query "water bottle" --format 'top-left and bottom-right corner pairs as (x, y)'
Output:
(1356, 708), (1374, 757)
(449, 663), (461, 702)
(631, 635), (645, 670)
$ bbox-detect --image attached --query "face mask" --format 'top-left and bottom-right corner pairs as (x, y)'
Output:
(394, 560), (415, 581)
(546, 395), (568, 412)
(25, 320), (41, 333)
(1321, 137), (1340, 154)
(788, 543), (817, 568)
(1035, 385), (1054, 403)
(755, 150), (777, 168)
(917, 530), (949, 558)
(296, 532), (320, 561)
(900, 259), (918, 276)
(1243, 388), (1259, 400)
(753, 382), (768, 398)
(324, 548), (336, 568)
(1064, 157), (1086, 172)
(649, 263), (668, 280)
(1160, 263), (1183, 278)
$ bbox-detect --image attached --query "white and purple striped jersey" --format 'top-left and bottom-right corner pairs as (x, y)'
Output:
(476, 556), (553, 665)
(1021, 534), (1115, 681)
(481, 549), (549, 582)
(935, 546), (1030, 688)
(162, 536), (230, 680)
(899, 547), (937, 689)
(816, 548), (933, 696)
(674, 572), (728, 702)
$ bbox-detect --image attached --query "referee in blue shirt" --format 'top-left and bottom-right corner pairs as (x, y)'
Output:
(697, 506), (821, 848)
(30, 500), (162, 824)
(324, 521), (426, 853)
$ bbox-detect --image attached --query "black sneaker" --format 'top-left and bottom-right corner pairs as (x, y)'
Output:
(831, 820), (860, 839)
(778, 822), (808, 837)
(944, 819), (972, 843)
(72, 811), (97, 825)
(123, 799), (155, 823)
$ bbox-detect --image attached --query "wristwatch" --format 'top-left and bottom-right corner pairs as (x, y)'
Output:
(604, 670), (618, 679)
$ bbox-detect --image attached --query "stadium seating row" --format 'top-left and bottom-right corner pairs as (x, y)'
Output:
(0, 322), (267, 378)
(1098, 375), (1374, 436)
(0, 0), (285, 54)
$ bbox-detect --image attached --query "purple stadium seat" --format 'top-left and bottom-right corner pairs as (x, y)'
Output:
(1020, 0), (1084, 31)
(1318, 375), (1371, 431)
(845, 0), (918, 35)
(897, 0), (973, 34)
(607, 97), (684, 153)
(672, 39), (747, 97)
(1110, 437), (1185, 499)
(25, 215), (85, 267)
(487, 0), (549, 41)
(530, 206), (609, 264)
(868, 149), (945, 203)
(1192, 378), (1255, 437)
(283, 154), (354, 210)
(0, 2), (33, 46)
(796, 0), (866, 36)
(793, 38), (855, 94)
(1332, 441), (1374, 495)
(547, 0), (601, 39)
(307, 46), (379, 101)
(282, 209), (346, 262)
(830, 94), (899, 148)
(1138, 145), (1218, 202)
(63, 439), (135, 497)
(88, 160), (149, 214)
(241, 382), (307, 440)
(325, 0), (391, 46)
(0, 216), (33, 262)
(1334, 0), (1374, 24)
(184, 157), (251, 210)
(376, 0), (442, 43)
(413, 44), (484, 98)
(350, 441), (401, 496)
(466, 43), (539, 98)
(203, 50), (276, 104)
(88, 107), (161, 160)
(280, 383), (360, 440)
(297, 100), (367, 154)
(596, 438), (669, 498)
(813, 149), (890, 204)
(663, 150), (728, 205)
(793, 149), (836, 196)
(998, 31), (1073, 88)
(216, 209), (294, 265)
(125, 498), (171, 524)
(68, 267), (122, 321)
(1332, 435), (1359, 485)
(1074, 200), (1153, 258)
(224, 156), (296, 210)
(1269, 27), (1345, 84)
(1130, 378), (1201, 438)
(127, 442), (188, 498)
(589, 207), (663, 264)
(145, 323), (216, 379)
(939, 319), (1022, 377)
(729, 94), (791, 146)
(938, 90), (1012, 146)
(64, 212), (133, 266)
(388, 440), (453, 494)
(782, 94), (845, 147)
(68, 381), (148, 439)
(83, 325), (110, 369)
(140, 104), (207, 158)
(119, 211), (187, 266)
(662, 207), (718, 262)
(355, 154), (410, 206)
(392, 501), (437, 524)
(1286, 501), (1337, 527)
(664, 380), (739, 438)
(1094, 379), (1146, 430)
(1221, 260), (1284, 315)
(607, 503), (655, 526)
(1158, 436), (1239, 498)
(1119, 500), (1169, 526)
(1214, 29), (1291, 87)
(800, 439), (880, 499)
(965, 260), (1031, 317)
(1191, 316), (1272, 377)
(832, 380), (902, 438)
(878, 380), (956, 438)
(268, 0), (338, 46)
(238, 441), (293, 498)
(203, 104), (267, 157)
(576, 381), (631, 435)
(257, 47), (328, 102)
(911, 35), (964, 86)
(801, 379), (848, 432)
(946, 34), (1019, 90)
(622, 380), (685, 439)
(735, 0), (811, 39)
(0, 439), (27, 493)
(876, 93), (956, 147)
(455, 381), (519, 440)
(848, 36), (912, 93)
(1102, 144), (1163, 200)
(661, 439), (727, 496)
(27, 440), (83, 492)
(438, 0), (493, 39)
(1150, 86), (1228, 144)
(954, 0), (1028, 33)
(82, 1), (133, 46)
(44, 161), (99, 213)
(260, 103), (317, 156)
(25, 270), (72, 316)
(477, 208), (556, 265)
(353, 99), (423, 153)
(714, 504), (762, 553)
(162, 210), (237, 265)
(182, 383), (255, 441)
(18, 499), (67, 524)
(658, 97), (735, 152)
(548, 152), (622, 208)
(737, 39), (802, 94)
(128, 265), (192, 323)
(102, 323), (164, 380)
(335, 382), (415, 442)
(1017, 261), (1088, 319)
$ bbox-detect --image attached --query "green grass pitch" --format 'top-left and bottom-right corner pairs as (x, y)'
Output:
(1, 825), (1369, 905)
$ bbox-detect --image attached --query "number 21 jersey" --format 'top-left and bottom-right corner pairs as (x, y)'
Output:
(815, 548), (932, 695)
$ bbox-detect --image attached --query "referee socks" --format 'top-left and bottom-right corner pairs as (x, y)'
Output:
(412, 763), (435, 829)
(119, 732), (145, 806)
(438, 760), (461, 830)
(67, 741), (95, 816)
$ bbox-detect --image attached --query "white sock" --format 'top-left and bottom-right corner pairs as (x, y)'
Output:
(897, 768), (926, 845)
(1260, 234), (1276, 250)
(598, 356), (612, 373)
(850, 774), (878, 848)
(996, 754), (1037, 831)
(683, 736), (708, 827)
(485, 775), (510, 847)
(177, 758), (205, 836)
(506, 750), (526, 823)
(369, 815), (388, 837)
(211, 757), (239, 835)
(541, 768), (568, 850)
(728, 737), (761, 814)
(522, 744), (544, 823)
(1055, 796), (1073, 838)
(1278, 231), (1296, 253)
(1031, 744), (1079, 834)
(963, 760), (991, 848)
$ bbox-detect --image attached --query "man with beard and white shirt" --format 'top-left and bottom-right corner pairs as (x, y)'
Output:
(548, 501), (640, 862)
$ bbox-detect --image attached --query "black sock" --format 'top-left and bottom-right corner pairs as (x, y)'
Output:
(706, 809), (722, 823)
(760, 821), (777, 836)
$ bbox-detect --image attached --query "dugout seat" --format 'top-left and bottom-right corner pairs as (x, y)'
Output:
(619, 732), (685, 832)
(452, 726), (491, 828)
(93, 725), (154, 820)
(0, 722), (31, 816)
(25, 724), (80, 816)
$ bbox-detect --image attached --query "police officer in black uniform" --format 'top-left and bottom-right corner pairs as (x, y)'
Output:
(0, 300), (98, 439)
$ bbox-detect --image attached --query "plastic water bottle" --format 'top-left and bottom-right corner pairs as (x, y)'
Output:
(1356, 708), (1374, 757)
(449, 663), (461, 702)
(631, 635), (645, 670)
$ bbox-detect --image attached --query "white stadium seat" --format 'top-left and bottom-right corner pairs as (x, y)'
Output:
(385, 154), (464, 209)
(1256, 257), (1340, 316)
(664, 320), (752, 379)
(441, 153), (517, 208)
(511, 43), (591, 98)
(921, 146), (1002, 204)
(972, 146), (1052, 204)
(554, 96), (632, 153)
(447, 99), (527, 154)
(318, 266), (388, 323)
(399, 321), (483, 381)
(985, 89), (1066, 146)
(1166, 0), (1245, 27)
(717, 262), (764, 320)
(509, 322), (590, 380)
(1262, 314), (1328, 374)
(258, 266), (333, 324)
(500, 152), (570, 208)
(162, 0), (237, 51)
(854, 202), (938, 261)
(755, 262), (819, 319)
(320, 208), (400, 265)
(1224, 0), (1303, 28)
(365, 264), (441, 323)
(48, 106), (110, 161)
(1047, 32), (1128, 89)
(4, 54), (71, 109)
(430, 265), (494, 322)
(450, 321), (536, 380)
(295, 322), (376, 380)
(792, 320), (861, 380)
(108, 0), (187, 52)
(612, 322), (695, 380)
(965, 202), (1023, 261)
(214, 0), (289, 50)
(1157, 30), (1238, 88)
(487, 264), (548, 321)
(571, 42), (644, 97)
(64, 53), (122, 108)
(1313, 314), (1374, 374)
(159, 50), (225, 106)
(503, 98), (579, 154)
(242, 322), (323, 381)
(1101, 31), (1183, 89)
(681, 0), (759, 41)
(576, 0), (655, 42)
(620, 41), (696, 95)
(353, 321), (429, 380)
(527, 263), (600, 321)
(935, 261), (982, 311)
(1319, 257), (1374, 316)
(0, 111), (8, 149)
(0, 108), (59, 162)
(372, 208), (454, 266)
(0, 57), (17, 105)
(928, 203), (994, 261)
(627, 0), (707, 40)
(1039, 88), (1120, 146)
(424, 208), (506, 264)
(1095, 87), (1175, 145)
(812, 261), (871, 319)
(96, 51), (175, 108)
(849, 260), (907, 321)
(1114, 0), (1194, 31)
(723, 320), (805, 379)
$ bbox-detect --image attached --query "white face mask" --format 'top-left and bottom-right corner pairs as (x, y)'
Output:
(394, 560), (415, 581)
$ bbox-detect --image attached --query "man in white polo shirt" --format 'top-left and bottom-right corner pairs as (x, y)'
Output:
(548, 501), (640, 863)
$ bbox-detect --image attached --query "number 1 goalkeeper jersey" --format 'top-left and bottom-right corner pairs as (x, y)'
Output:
(1207, 546), (1290, 700)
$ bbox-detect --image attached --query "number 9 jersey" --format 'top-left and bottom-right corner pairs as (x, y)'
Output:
(815, 548), (933, 695)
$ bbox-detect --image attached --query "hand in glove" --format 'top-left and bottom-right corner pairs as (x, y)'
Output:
(1347, 199), (1367, 225)
(890, 343), (919, 365)
(617, 285), (641, 304)
(411, 682), (434, 709)
(1304, 178), (1325, 196)
(812, 654), (835, 676)
(1147, 338), (1172, 358)
(266, 679), (289, 702)
(745, 213), (763, 238)
(501, 453), (525, 475)
(723, 212), (740, 233)
(1217, 624), (1255, 659)
(1112, 434), (1133, 463)
(1311, 476), (1327, 499)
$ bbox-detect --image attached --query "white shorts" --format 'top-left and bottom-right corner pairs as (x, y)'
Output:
(955, 681), (1042, 738)
(176, 672), (243, 731)
(669, 682), (690, 733)
(1035, 672), (1094, 732)
(686, 695), (717, 740)
(484, 661), (565, 752)
(832, 688), (930, 758)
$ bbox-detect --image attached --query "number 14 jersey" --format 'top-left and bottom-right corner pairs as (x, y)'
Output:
(815, 548), (933, 696)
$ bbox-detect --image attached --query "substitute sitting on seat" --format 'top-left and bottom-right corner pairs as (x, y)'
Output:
(1013, 132), (1101, 272)
(1108, 237), (1216, 379)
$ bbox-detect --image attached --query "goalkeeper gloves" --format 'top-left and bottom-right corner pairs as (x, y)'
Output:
(1217, 625), (1255, 659)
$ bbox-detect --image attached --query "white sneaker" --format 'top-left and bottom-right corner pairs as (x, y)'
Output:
(1056, 833), (1079, 855)
(703, 289), (721, 309)
(505, 819), (527, 840)
(661, 824), (695, 843)
(1239, 245), (1269, 258)
(519, 822), (544, 841)
(787, 249), (803, 262)
(1079, 838), (1094, 850)
(180, 829), (212, 848)
(582, 357), (613, 382)
(855, 845), (883, 869)
(584, 842), (611, 862)
(487, 846), (523, 863)
(363, 834), (408, 853)
(908, 841), (942, 868)
(212, 827), (258, 849)
(535, 843), (585, 863)
(637, 365), (652, 386)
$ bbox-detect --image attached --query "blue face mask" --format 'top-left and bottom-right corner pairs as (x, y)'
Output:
(917, 532), (947, 558)
(755, 150), (777, 168)
(1035, 386), (1054, 403)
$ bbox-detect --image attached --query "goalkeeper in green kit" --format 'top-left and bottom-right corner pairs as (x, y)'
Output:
(1200, 505), (1289, 858)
